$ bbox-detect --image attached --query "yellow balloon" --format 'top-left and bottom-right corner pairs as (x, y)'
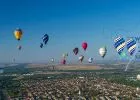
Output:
(14, 28), (22, 40)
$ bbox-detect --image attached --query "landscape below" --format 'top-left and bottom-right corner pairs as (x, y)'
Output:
(1, 63), (140, 100)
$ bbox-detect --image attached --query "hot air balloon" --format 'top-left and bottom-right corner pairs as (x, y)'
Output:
(79, 55), (84, 62)
(126, 38), (137, 56)
(114, 36), (125, 55)
(61, 59), (66, 65)
(51, 58), (54, 62)
(17, 45), (22, 50)
(82, 42), (88, 51)
(88, 57), (93, 63)
(73, 48), (79, 55)
(40, 43), (43, 48)
(42, 34), (49, 45)
(62, 53), (68, 58)
(137, 74), (140, 80)
(40, 34), (49, 48)
(14, 28), (22, 41)
(99, 47), (107, 58)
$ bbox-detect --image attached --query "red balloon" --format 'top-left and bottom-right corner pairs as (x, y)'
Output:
(82, 42), (88, 51)
(61, 59), (66, 64)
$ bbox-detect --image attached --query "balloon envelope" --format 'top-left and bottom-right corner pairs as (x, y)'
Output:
(14, 28), (22, 41)
(40, 43), (43, 48)
(73, 48), (79, 55)
(61, 59), (66, 64)
(114, 36), (125, 55)
(126, 38), (137, 56)
(42, 34), (49, 45)
(88, 57), (93, 63)
(79, 55), (84, 62)
(99, 47), (107, 58)
(51, 58), (54, 62)
(17, 45), (22, 50)
(82, 42), (88, 51)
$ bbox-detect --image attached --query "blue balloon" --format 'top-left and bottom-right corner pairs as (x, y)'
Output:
(114, 36), (125, 55)
(40, 43), (43, 48)
(126, 38), (136, 56)
(42, 34), (49, 45)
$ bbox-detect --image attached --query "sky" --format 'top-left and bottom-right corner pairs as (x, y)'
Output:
(0, 0), (140, 63)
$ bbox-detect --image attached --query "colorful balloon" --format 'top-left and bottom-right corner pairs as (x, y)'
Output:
(73, 48), (79, 55)
(99, 47), (107, 58)
(61, 59), (66, 64)
(14, 28), (22, 41)
(88, 57), (93, 63)
(79, 55), (84, 62)
(82, 42), (88, 51)
(126, 38), (137, 56)
(114, 36), (125, 55)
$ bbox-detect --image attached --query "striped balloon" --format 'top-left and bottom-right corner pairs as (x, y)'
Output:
(126, 38), (136, 56)
(114, 36), (126, 55)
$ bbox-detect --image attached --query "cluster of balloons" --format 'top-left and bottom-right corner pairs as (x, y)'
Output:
(60, 41), (107, 65)
(60, 42), (88, 65)
(114, 36), (137, 57)
(14, 29), (50, 50)
(13, 28), (108, 64)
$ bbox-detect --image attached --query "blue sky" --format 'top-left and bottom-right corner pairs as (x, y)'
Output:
(0, 0), (140, 63)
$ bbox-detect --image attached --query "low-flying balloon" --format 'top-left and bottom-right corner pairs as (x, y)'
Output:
(40, 43), (43, 48)
(79, 55), (84, 62)
(61, 59), (66, 65)
(114, 36), (125, 56)
(73, 48), (79, 55)
(17, 45), (22, 50)
(126, 38), (137, 56)
(99, 47), (107, 58)
(14, 28), (22, 41)
(82, 42), (88, 51)
(88, 57), (93, 63)
(51, 58), (54, 62)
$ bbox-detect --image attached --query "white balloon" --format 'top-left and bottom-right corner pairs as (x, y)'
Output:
(51, 58), (54, 62)
(88, 57), (93, 63)
(99, 47), (107, 58)
(79, 55), (84, 62)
